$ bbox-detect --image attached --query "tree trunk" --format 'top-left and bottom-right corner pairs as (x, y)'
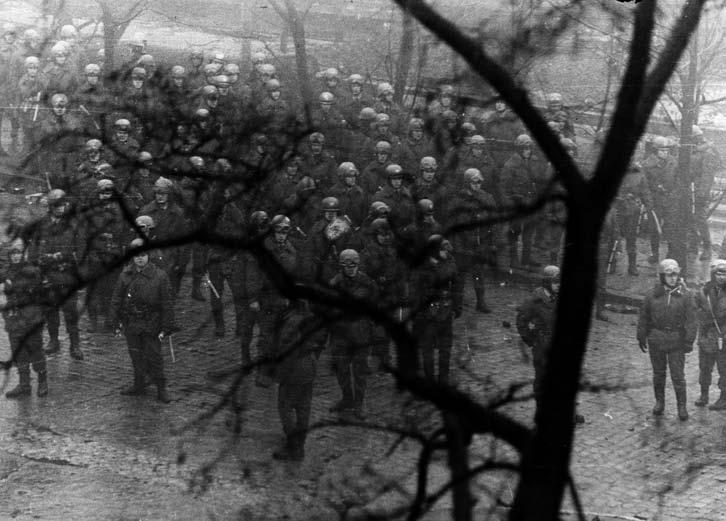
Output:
(509, 202), (602, 520)
(443, 413), (472, 521)
(394, 8), (415, 106)
(671, 36), (698, 276)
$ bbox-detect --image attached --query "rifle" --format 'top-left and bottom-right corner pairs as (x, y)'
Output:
(79, 104), (101, 131)
(651, 209), (662, 235)
(204, 272), (220, 299)
(606, 239), (619, 274)
(707, 294), (724, 352)
(168, 335), (176, 363)
(636, 204), (646, 236)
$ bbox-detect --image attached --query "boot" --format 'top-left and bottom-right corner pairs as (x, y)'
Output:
(44, 337), (60, 355)
(329, 398), (353, 413)
(627, 252), (639, 276)
(191, 277), (206, 301)
(595, 302), (610, 322)
(652, 384), (665, 416)
(69, 345), (84, 360)
(508, 241), (519, 268)
(69, 329), (83, 360)
(156, 382), (171, 403)
(676, 390), (689, 421)
(36, 371), (48, 397)
(695, 387), (709, 407)
(474, 287), (491, 313)
(212, 310), (225, 338)
(6, 367), (31, 398)
(709, 390), (726, 410)
(120, 373), (146, 395)
(647, 254), (659, 265)
(87, 312), (98, 333)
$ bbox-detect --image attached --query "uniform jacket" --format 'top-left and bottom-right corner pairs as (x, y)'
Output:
(246, 236), (297, 308)
(410, 255), (462, 322)
(26, 213), (83, 287)
(329, 270), (379, 344)
(516, 286), (557, 351)
(637, 282), (697, 353)
(696, 281), (726, 353)
(110, 261), (175, 335)
(447, 187), (502, 258)
(2, 262), (44, 338)
(274, 308), (325, 385)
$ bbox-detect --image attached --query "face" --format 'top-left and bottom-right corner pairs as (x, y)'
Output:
(133, 253), (149, 268)
(376, 230), (392, 246)
(88, 150), (100, 163)
(87, 74), (99, 86)
(155, 192), (168, 204)
(54, 54), (66, 65)
(218, 85), (229, 95)
(229, 73), (239, 84)
(411, 129), (423, 141)
(206, 96), (218, 108)
(99, 190), (112, 200)
(4, 32), (15, 44)
(274, 229), (288, 243)
(270, 90), (280, 101)
(173, 77), (184, 88)
(344, 174), (357, 187)
(52, 103), (67, 116)
(551, 281), (561, 294)
(342, 263), (358, 278)
(439, 248), (449, 260)
(324, 210), (336, 222)
(326, 78), (338, 89)
(390, 177), (402, 189)
(377, 124), (389, 136)
(376, 152), (388, 163)
(286, 164), (298, 177)
(469, 179), (482, 191)
(132, 78), (144, 89)
(657, 149), (669, 160)
(27, 64), (38, 77)
(10, 251), (22, 264)
(51, 202), (67, 218)
(471, 145), (483, 157)
(383, 92), (393, 103)
(116, 130), (129, 142)
(495, 101), (506, 112)
(321, 101), (332, 112)
(351, 84), (361, 95)
(520, 147), (532, 159)
(138, 224), (151, 237)
(422, 168), (435, 182)
(311, 142), (323, 154)
(440, 95), (451, 107)
(716, 272), (726, 285)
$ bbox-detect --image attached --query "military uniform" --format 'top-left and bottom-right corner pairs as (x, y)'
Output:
(695, 277), (726, 408)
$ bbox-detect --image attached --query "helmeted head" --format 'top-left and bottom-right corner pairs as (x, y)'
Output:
(271, 214), (291, 243)
(170, 64), (186, 87)
(138, 151), (153, 168)
(420, 156), (437, 182)
(189, 156), (205, 172)
(427, 234), (453, 260)
(129, 237), (148, 268)
(319, 91), (334, 109)
(97, 178), (114, 199)
(461, 122), (476, 143)
(542, 265), (561, 294)
(153, 176), (173, 204)
(60, 24), (77, 42)
(711, 259), (726, 286)
(296, 176), (316, 196)
(374, 113), (391, 134)
(385, 164), (404, 188)
(24, 55), (39, 76)
(84, 63), (101, 85)
(85, 139), (103, 162)
(204, 63), (220, 79)
(48, 188), (67, 217)
(359, 107), (377, 127)
(135, 215), (154, 237)
(337, 162), (358, 186)
(23, 28), (40, 49)
(266, 78), (281, 100)
(371, 217), (392, 245)
(51, 93), (68, 116)
(202, 84), (219, 107)
(652, 135), (670, 160)
(339, 249), (360, 277)
(321, 196), (340, 221)
(658, 258), (680, 287)
(114, 118), (131, 141)
(190, 48), (204, 66)
(322, 67), (339, 89)
(408, 118), (424, 140)
(8, 238), (24, 264)
(417, 198), (435, 222)
(377, 82), (394, 100)
(375, 140), (391, 163)
(258, 63), (276, 81)
(222, 62), (240, 83)
(249, 210), (269, 235)
(251, 51), (267, 66)
(515, 134), (533, 158)
(547, 92), (563, 110)
(439, 84), (455, 105)
(370, 201), (390, 218)
(309, 132), (325, 154)
(464, 168), (484, 190)
(470, 134), (486, 156)
(348, 73), (364, 94)
(51, 41), (69, 64)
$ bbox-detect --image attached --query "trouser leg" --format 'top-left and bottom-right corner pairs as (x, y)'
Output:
(437, 320), (453, 384)
(699, 350), (717, 389)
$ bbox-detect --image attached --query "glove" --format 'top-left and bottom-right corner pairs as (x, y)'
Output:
(638, 340), (647, 353)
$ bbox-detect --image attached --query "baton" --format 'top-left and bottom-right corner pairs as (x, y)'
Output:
(204, 273), (220, 299)
(44, 172), (51, 190)
(32, 92), (40, 122)
(651, 209), (662, 235)
(606, 239), (619, 273)
(295, 226), (307, 238)
(168, 335), (176, 363)
(79, 104), (101, 130)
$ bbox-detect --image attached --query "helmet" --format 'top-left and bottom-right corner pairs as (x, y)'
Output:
(297, 176), (316, 193)
(130, 32), (146, 48)
(417, 198), (435, 215)
(131, 66), (146, 79)
(427, 234), (453, 253)
(560, 137), (577, 152)
(215, 158), (232, 173)
(138, 151), (153, 164)
(370, 218), (390, 234)
(153, 177), (173, 193)
(370, 201), (390, 216)
(439, 84), (455, 97)
(348, 74), (364, 85)
(202, 85), (218, 98)
(23, 28), (40, 42)
(542, 265), (561, 282)
(515, 134), (533, 147)
(711, 260), (726, 275)
(321, 196), (340, 212)
(211, 51), (225, 62)
(461, 122), (476, 135)
(7, 238), (24, 254)
(251, 51), (267, 64)
(339, 249), (360, 267)
(658, 259), (680, 275)
(190, 49), (203, 60)
(337, 162), (358, 178)
(96, 163), (113, 177)
(258, 63), (276, 76)
(171, 65), (186, 78)
(375, 141), (391, 154)
(470, 135), (486, 147)
(51, 41), (69, 56)
(85, 139), (102, 153)
(309, 132), (325, 144)
(213, 74), (230, 87)
(442, 109), (458, 121)
(60, 24), (77, 39)
(547, 92), (563, 104)
(375, 113), (391, 126)
(464, 168), (483, 184)
(359, 107), (377, 121)
(137, 54), (155, 67)
(322, 67), (339, 80)
(271, 214), (291, 232)
(129, 238), (145, 250)
(420, 156), (437, 170)
(319, 91), (334, 103)
(114, 118), (131, 131)
(408, 118), (424, 132)
(249, 210), (269, 230)
(223, 63), (240, 75)
(203, 63), (218, 76)
(377, 82), (394, 97)
(189, 156), (204, 169)
(24, 56), (39, 68)
(51, 93), (68, 108)
(385, 164), (403, 179)
(47, 189), (66, 206)
(97, 178), (114, 192)
(265, 79), (281, 92)
(84, 63), (101, 76)
(194, 108), (210, 121)
(652, 136), (670, 149)
(692, 125), (704, 137)
(251, 133), (267, 147)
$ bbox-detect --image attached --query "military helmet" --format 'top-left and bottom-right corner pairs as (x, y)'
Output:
(114, 118), (131, 131)
(375, 113), (391, 126)
(24, 56), (40, 68)
(370, 217), (390, 234)
(138, 151), (153, 164)
(461, 121), (476, 136)
(309, 132), (325, 144)
(652, 135), (670, 149)
(51, 93), (68, 107)
(337, 162), (358, 178)
(202, 84), (218, 98)
(271, 214), (291, 232)
(464, 168), (483, 184)
(359, 107), (377, 121)
(47, 189), (67, 206)
(375, 141), (391, 154)
(427, 234), (453, 253)
(137, 54), (155, 67)
(442, 109), (458, 121)
(296, 176), (316, 193)
(439, 84), (455, 97)
(348, 74), (364, 85)
(258, 63), (276, 76)
(249, 210), (269, 230)
(321, 196), (340, 212)
(51, 41), (69, 56)
(339, 249), (360, 267)
(223, 63), (240, 75)
(189, 156), (204, 169)
(470, 134), (486, 147)
(97, 178), (114, 192)
(203, 63), (218, 76)
(135, 215), (155, 229)
(711, 259), (726, 275)
(153, 177), (173, 193)
(420, 156), (437, 170)
(194, 108), (210, 120)
(60, 24), (77, 39)
(385, 164), (404, 179)
(251, 51), (267, 64)
(129, 237), (145, 250)
(84, 63), (101, 76)
(319, 91), (334, 103)
(85, 139), (103, 153)
(322, 67), (339, 80)
(370, 201), (390, 216)
(265, 79), (281, 92)
(658, 259), (680, 275)
(515, 134), (533, 147)
(190, 49), (204, 60)
(213, 74), (230, 87)
(376, 82), (394, 97)
(171, 65), (186, 78)
(542, 265), (561, 281)
(417, 198), (435, 215)
(131, 66), (146, 79)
